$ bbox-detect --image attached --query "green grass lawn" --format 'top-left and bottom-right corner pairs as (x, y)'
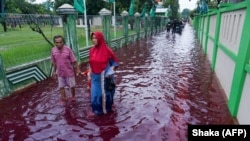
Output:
(0, 25), (58, 68)
(0, 24), (133, 68)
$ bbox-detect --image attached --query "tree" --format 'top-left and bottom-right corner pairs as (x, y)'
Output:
(5, 0), (52, 14)
(86, 0), (106, 15)
(28, 20), (54, 47)
(162, 0), (180, 19)
(42, 0), (55, 12)
(181, 8), (190, 20)
(0, 0), (7, 32)
(1, 0), (55, 47)
(189, 9), (196, 19)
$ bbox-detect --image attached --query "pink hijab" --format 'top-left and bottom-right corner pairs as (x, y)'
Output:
(89, 31), (118, 73)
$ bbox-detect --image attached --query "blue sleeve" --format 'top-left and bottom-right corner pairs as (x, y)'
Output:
(109, 58), (119, 67)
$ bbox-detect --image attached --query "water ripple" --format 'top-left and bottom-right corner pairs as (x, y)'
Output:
(0, 23), (235, 141)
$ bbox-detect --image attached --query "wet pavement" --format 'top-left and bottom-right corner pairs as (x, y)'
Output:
(0, 23), (236, 141)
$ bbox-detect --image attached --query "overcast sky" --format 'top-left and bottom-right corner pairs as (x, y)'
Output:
(34, 0), (197, 11)
(179, 0), (197, 11)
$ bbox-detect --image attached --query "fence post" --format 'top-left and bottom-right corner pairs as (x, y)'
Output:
(0, 55), (11, 97)
(156, 16), (160, 32)
(160, 16), (164, 31)
(134, 12), (140, 40)
(99, 8), (112, 46)
(193, 14), (200, 36)
(144, 14), (148, 38)
(121, 11), (128, 46)
(150, 17), (155, 35)
(57, 4), (80, 62)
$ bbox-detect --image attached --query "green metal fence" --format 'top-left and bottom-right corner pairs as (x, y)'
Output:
(0, 8), (167, 98)
(193, 1), (250, 124)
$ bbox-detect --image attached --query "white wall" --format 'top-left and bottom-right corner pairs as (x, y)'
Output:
(237, 74), (250, 124)
(214, 49), (235, 99)
(219, 9), (246, 55)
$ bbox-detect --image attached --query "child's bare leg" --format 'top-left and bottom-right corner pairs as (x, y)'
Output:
(70, 87), (76, 101)
(60, 88), (66, 101)
(87, 86), (91, 97)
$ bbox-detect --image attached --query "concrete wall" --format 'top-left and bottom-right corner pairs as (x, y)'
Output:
(194, 1), (250, 124)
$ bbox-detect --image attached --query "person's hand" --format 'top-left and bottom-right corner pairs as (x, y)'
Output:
(112, 66), (117, 73)
(75, 69), (81, 76)
(87, 72), (91, 81)
(113, 66), (118, 71)
(52, 71), (57, 79)
(81, 70), (88, 76)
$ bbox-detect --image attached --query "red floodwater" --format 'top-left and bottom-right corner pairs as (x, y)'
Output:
(0, 24), (236, 141)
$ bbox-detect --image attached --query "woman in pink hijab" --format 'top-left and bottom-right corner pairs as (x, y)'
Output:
(87, 31), (119, 116)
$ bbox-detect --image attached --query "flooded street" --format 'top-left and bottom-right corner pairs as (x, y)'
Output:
(0, 24), (235, 141)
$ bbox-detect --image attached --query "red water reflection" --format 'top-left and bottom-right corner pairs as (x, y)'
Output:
(0, 24), (236, 141)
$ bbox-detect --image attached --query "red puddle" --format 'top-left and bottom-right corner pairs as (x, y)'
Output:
(0, 24), (236, 141)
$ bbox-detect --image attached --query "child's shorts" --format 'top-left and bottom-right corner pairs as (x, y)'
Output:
(58, 76), (76, 88)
